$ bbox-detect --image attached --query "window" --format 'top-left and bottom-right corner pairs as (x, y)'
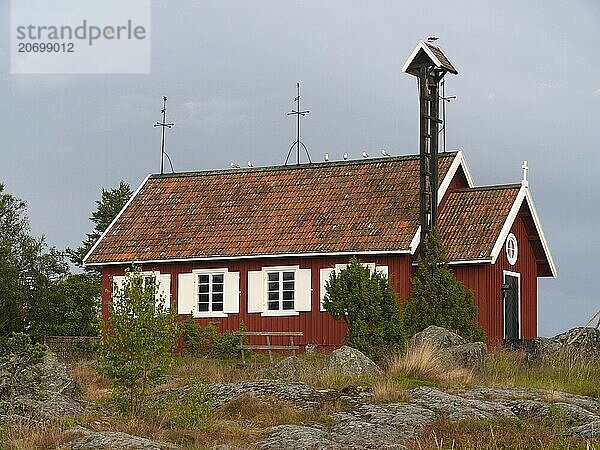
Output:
(267, 270), (295, 311)
(197, 273), (225, 313)
(177, 269), (240, 317)
(112, 271), (171, 312)
(506, 233), (518, 265)
(247, 265), (312, 316)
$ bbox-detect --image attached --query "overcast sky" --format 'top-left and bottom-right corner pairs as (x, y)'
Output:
(1, 1), (598, 336)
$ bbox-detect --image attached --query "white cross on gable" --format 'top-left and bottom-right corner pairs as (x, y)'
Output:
(522, 161), (529, 187)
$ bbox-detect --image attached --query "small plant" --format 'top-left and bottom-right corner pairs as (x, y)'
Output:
(173, 380), (214, 428)
(323, 256), (406, 360)
(98, 266), (180, 416)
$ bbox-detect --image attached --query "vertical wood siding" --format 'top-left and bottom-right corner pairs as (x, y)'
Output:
(101, 254), (412, 350)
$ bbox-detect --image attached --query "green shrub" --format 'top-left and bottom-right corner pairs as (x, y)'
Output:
(404, 228), (485, 342)
(323, 256), (406, 360)
(173, 380), (214, 428)
(182, 320), (242, 359)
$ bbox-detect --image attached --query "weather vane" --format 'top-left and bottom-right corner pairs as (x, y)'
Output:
(285, 82), (312, 165)
(154, 96), (175, 174)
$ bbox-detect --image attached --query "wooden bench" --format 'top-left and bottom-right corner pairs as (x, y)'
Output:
(233, 331), (303, 364)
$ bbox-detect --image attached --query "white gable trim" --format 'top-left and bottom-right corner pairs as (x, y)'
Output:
(409, 151), (474, 254)
(490, 185), (557, 278)
(82, 174), (151, 266)
(402, 40), (445, 74)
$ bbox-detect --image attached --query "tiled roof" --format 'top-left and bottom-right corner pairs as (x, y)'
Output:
(424, 42), (458, 74)
(85, 154), (457, 264)
(438, 185), (521, 261)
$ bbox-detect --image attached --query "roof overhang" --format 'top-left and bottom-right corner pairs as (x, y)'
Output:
(402, 40), (458, 75)
(83, 249), (412, 267)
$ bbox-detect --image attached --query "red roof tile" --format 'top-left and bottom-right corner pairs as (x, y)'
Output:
(438, 185), (521, 261)
(85, 154), (457, 264)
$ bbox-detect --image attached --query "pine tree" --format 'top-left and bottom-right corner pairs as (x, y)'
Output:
(323, 256), (405, 359)
(404, 228), (485, 341)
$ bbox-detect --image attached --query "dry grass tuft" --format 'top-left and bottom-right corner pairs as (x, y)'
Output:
(386, 342), (473, 387)
(68, 361), (112, 403)
(2, 417), (79, 450)
(371, 378), (412, 404)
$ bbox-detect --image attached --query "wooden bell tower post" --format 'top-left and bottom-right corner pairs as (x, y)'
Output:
(403, 40), (458, 258)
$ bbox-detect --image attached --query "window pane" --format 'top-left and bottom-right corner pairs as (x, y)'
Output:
(282, 291), (294, 300)
(283, 301), (294, 310)
(268, 272), (279, 282)
(212, 302), (223, 312)
(198, 303), (209, 312)
(199, 284), (209, 293)
(198, 274), (209, 284)
(283, 271), (294, 281)
(199, 294), (209, 303)
(213, 274), (224, 284)
(268, 282), (279, 292)
(213, 283), (223, 293)
(268, 301), (279, 310)
(213, 293), (223, 303)
(268, 291), (279, 301)
(283, 281), (294, 291)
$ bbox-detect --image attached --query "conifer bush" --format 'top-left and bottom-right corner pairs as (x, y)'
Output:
(323, 256), (405, 359)
(404, 228), (485, 342)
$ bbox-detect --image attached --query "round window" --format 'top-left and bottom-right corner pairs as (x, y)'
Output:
(506, 233), (518, 265)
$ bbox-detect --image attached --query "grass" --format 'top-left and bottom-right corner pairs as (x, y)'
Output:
(412, 416), (600, 450)
(5, 345), (600, 449)
(476, 348), (600, 398)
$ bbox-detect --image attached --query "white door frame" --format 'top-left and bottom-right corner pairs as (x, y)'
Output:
(503, 270), (521, 340)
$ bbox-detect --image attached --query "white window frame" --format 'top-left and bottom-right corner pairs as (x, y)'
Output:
(247, 266), (311, 316)
(192, 268), (229, 318)
(265, 268), (297, 314)
(112, 270), (171, 312)
(502, 270), (521, 340)
(505, 233), (518, 265)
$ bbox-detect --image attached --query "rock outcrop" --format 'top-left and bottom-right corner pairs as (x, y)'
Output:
(258, 356), (318, 381)
(324, 346), (381, 376)
(409, 326), (486, 370)
(260, 385), (600, 449)
(61, 427), (178, 450)
(527, 327), (600, 363)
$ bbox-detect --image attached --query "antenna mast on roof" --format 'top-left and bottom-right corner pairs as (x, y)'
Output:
(403, 39), (458, 258)
(154, 96), (175, 174)
(285, 82), (312, 165)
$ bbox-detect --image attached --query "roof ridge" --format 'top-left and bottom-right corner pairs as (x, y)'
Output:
(150, 151), (459, 179)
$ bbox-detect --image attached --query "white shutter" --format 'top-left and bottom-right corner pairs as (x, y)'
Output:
(156, 273), (171, 312)
(334, 262), (375, 274)
(319, 267), (335, 312)
(295, 268), (312, 312)
(177, 273), (195, 315)
(375, 265), (389, 278)
(247, 270), (265, 313)
(112, 275), (125, 294)
(223, 271), (240, 314)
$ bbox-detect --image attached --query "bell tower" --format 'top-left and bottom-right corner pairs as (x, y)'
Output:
(403, 40), (458, 257)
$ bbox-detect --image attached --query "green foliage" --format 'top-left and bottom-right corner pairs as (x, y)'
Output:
(404, 228), (485, 342)
(0, 333), (48, 415)
(98, 266), (179, 416)
(67, 180), (132, 272)
(182, 320), (241, 358)
(322, 256), (406, 360)
(27, 273), (100, 342)
(173, 380), (214, 428)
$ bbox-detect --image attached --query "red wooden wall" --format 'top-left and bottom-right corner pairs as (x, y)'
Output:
(102, 253), (413, 350)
